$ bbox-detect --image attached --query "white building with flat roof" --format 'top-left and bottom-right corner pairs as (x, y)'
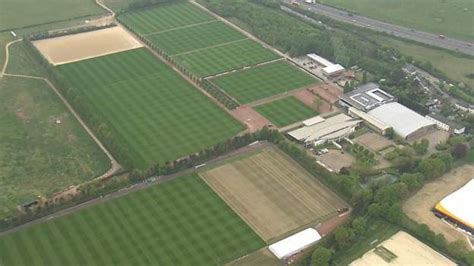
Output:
(288, 113), (361, 145)
(307, 53), (345, 77)
(368, 102), (435, 140)
(269, 228), (321, 260)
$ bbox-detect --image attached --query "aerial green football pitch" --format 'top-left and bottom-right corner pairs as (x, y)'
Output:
(119, 2), (280, 77)
(211, 61), (318, 104)
(173, 39), (279, 77)
(146, 21), (247, 55)
(254, 96), (317, 127)
(56, 48), (243, 169)
(0, 174), (265, 265)
(118, 2), (215, 34)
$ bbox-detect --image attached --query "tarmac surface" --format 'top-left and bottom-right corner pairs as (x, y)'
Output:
(285, 1), (474, 56)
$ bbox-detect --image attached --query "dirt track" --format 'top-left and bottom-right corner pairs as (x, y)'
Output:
(403, 164), (474, 244)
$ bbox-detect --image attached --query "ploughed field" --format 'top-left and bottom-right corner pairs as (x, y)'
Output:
(56, 48), (243, 168)
(254, 96), (317, 127)
(0, 175), (264, 265)
(210, 61), (318, 104)
(200, 147), (347, 241)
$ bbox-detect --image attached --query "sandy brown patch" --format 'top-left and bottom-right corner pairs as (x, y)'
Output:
(200, 148), (347, 241)
(33, 26), (142, 65)
(354, 132), (395, 152)
(307, 82), (342, 104)
(230, 106), (273, 132)
(350, 231), (456, 265)
(403, 165), (474, 244)
(317, 149), (355, 173)
(410, 129), (450, 155)
(292, 89), (332, 114)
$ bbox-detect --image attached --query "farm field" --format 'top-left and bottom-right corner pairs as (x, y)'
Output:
(173, 39), (279, 77)
(403, 164), (474, 243)
(33, 26), (143, 65)
(0, 0), (104, 31)
(371, 34), (474, 89)
(350, 231), (456, 265)
(254, 96), (317, 127)
(146, 21), (246, 55)
(56, 48), (243, 168)
(118, 2), (215, 34)
(6, 40), (48, 77)
(0, 174), (264, 265)
(200, 147), (347, 241)
(0, 77), (110, 218)
(211, 61), (318, 104)
(320, 0), (474, 41)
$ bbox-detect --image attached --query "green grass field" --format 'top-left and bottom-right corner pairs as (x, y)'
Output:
(254, 97), (317, 127)
(56, 48), (243, 168)
(118, 2), (215, 34)
(0, 174), (265, 265)
(0, 0), (104, 31)
(146, 21), (246, 55)
(5, 41), (48, 77)
(0, 77), (110, 218)
(119, 2), (280, 77)
(173, 39), (279, 77)
(211, 61), (317, 104)
(371, 35), (474, 89)
(320, 0), (474, 41)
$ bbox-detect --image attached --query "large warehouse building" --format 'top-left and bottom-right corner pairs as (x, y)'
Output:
(367, 102), (435, 140)
(434, 179), (474, 234)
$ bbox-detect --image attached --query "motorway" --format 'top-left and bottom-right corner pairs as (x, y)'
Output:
(286, 1), (474, 56)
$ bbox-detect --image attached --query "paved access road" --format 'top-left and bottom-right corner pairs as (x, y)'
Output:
(286, 1), (474, 56)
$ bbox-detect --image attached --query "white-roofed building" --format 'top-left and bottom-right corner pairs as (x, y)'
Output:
(348, 107), (391, 135)
(302, 116), (325, 126)
(288, 113), (361, 145)
(307, 53), (345, 77)
(367, 102), (435, 140)
(434, 179), (474, 233)
(268, 228), (321, 260)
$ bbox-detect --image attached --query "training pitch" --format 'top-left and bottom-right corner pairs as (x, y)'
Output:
(211, 61), (318, 104)
(119, 2), (280, 77)
(200, 147), (347, 241)
(0, 175), (264, 265)
(254, 96), (317, 127)
(56, 48), (243, 168)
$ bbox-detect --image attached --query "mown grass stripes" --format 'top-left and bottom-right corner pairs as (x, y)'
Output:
(254, 96), (318, 127)
(56, 48), (243, 168)
(211, 61), (319, 104)
(0, 175), (264, 265)
(118, 2), (215, 34)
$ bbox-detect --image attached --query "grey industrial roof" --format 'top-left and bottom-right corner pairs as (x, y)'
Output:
(339, 83), (396, 111)
(368, 103), (435, 139)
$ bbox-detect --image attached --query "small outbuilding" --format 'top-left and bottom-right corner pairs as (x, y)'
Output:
(269, 228), (322, 260)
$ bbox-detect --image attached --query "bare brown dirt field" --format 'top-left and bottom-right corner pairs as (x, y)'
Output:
(200, 147), (347, 241)
(230, 106), (273, 132)
(354, 132), (395, 152)
(411, 129), (450, 155)
(403, 164), (474, 244)
(307, 82), (342, 104)
(33, 26), (142, 65)
(316, 209), (352, 236)
(317, 149), (355, 172)
(350, 231), (456, 265)
(292, 89), (332, 114)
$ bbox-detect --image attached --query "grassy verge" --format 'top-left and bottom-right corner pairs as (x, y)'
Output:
(0, 77), (110, 218)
